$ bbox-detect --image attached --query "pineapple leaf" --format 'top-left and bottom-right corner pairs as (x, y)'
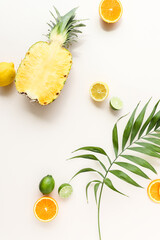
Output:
(49, 7), (86, 46)
(53, 6), (61, 20)
(109, 170), (142, 188)
(114, 162), (150, 179)
(130, 99), (151, 143)
(59, 8), (77, 33)
(121, 155), (157, 173)
(104, 178), (127, 196)
(49, 10), (58, 22)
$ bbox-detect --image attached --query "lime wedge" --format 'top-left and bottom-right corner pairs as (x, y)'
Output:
(58, 183), (73, 198)
(110, 97), (123, 110)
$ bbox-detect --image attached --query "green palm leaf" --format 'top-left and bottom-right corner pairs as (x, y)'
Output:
(73, 146), (107, 156)
(71, 168), (104, 180)
(130, 99), (151, 143)
(121, 155), (157, 173)
(69, 154), (98, 160)
(109, 170), (142, 188)
(136, 142), (160, 153)
(155, 120), (160, 130)
(150, 133), (160, 138)
(144, 137), (160, 145)
(114, 162), (149, 179)
(147, 110), (160, 133)
(122, 103), (140, 150)
(129, 146), (160, 158)
(94, 183), (101, 204)
(138, 100), (160, 138)
(70, 100), (160, 240)
(68, 154), (107, 172)
(112, 122), (119, 157)
(86, 180), (101, 202)
(104, 178), (127, 196)
(112, 114), (128, 157)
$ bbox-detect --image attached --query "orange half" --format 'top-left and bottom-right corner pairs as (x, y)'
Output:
(147, 179), (160, 203)
(99, 0), (123, 23)
(34, 197), (59, 222)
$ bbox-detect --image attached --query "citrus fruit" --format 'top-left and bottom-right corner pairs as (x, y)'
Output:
(99, 0), (123, 23)
(58, 183), (73, 198)
(0, 62), (16, 86)
(90, 82), (109, 102)
(147, 179), (160, 203)
(110, 97), (123, 110)
(34, 196), (59, 222)
(39, 175), (55, 195)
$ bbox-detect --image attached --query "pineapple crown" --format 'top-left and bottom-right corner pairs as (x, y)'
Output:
(47, 7), (86, 47)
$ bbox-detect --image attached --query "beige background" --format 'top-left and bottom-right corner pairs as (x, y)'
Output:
(0, 0), (160, 239)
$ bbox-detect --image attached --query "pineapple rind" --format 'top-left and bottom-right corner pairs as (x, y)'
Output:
(16, 41), (72, 105)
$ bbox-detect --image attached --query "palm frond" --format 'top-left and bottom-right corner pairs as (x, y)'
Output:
(69, 99), (160, 240)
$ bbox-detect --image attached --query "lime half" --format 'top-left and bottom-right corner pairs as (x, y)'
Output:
(110, 97), (123, 110)
(58, 183), (73, 198)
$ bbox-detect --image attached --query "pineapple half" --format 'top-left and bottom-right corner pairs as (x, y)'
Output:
(15, 7), (85, 105)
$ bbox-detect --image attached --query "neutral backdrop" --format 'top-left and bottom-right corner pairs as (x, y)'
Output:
(0, 0), (160, 239)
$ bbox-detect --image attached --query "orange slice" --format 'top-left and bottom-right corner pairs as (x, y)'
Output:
(34, 197), (59, 222)
(147, 179), (160, 203)
(99, 0), (123, 23)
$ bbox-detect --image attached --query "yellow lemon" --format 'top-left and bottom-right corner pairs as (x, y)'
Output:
(0, 62), (16, 87)
(90, 82), (109, 102)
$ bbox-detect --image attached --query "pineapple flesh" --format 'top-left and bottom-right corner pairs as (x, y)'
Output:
(15, 8), (85, 105)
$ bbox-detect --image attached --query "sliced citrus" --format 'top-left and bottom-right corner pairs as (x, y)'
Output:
(110, 97), (123, 110)
(99, 0), (123, 23)
(90, 82), (109, 102)
(34, 197), (58, 222)
(147, 179), (160, 203)
(58, 183), (73, 198)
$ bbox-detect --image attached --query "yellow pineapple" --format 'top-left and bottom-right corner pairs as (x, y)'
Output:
(15, 7), (85, 105)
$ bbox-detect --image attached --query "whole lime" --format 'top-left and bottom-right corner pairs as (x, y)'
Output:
(39, 175), (55, 195)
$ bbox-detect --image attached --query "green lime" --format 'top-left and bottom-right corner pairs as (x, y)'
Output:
(58, 183), (73, 198)
(39, 175), (55, 195)
(110, 97), (123, 110)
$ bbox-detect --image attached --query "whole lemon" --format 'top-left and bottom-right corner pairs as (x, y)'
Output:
(0, 62), (16, 87)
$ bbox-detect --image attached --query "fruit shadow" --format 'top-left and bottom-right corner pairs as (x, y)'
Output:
(108, 106), (123, 117)
(68, 38), (87, 58)
(91, 98), (108, 109)
(99, 18), (122, 31)
(22, 96), (64, 121)
(0, 82), (15, 96)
